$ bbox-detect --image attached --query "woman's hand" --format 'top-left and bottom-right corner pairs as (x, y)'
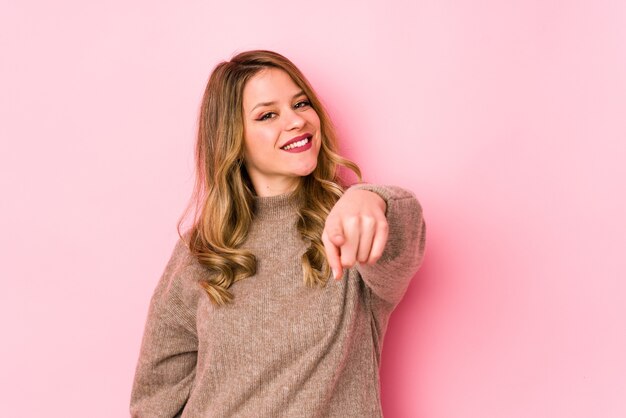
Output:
(322, 189), (389, 280)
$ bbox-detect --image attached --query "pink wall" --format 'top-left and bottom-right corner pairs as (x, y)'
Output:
(2, 1), (625, 417)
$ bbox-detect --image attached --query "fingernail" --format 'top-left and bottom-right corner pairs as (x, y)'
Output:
(332, 268), (339, 280)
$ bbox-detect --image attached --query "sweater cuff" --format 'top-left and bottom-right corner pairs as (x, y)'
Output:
(347, 183), (417, 216)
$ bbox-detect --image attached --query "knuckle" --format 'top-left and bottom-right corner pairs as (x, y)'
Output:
(343, 215), (360, 228)
(361, 215), (376, 228)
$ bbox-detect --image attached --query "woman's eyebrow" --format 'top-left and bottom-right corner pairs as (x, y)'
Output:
(250, 91), (306, 114)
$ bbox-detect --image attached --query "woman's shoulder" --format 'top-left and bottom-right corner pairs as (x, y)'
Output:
(165, 233), (207, 277)
(151, 233), (210, 312)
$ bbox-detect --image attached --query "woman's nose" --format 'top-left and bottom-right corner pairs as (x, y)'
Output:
(284, 109), (305, 130)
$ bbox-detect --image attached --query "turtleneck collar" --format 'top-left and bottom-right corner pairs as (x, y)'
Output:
(252, 189), (304, 221)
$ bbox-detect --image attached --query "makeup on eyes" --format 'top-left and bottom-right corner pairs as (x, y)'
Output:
(255, 98), (311, 122)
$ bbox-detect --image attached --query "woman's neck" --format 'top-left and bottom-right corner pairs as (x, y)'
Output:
(251, 176), (301, 197)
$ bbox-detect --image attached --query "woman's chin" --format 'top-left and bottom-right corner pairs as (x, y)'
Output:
(293, 164), (318, 178)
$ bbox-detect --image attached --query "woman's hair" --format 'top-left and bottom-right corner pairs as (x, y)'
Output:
(179, 50), (361, 305)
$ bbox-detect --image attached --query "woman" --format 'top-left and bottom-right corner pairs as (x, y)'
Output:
(130, 50), (426, 417)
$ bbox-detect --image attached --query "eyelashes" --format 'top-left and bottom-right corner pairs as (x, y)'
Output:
(294, 100), (311, 109)
(258, 112), (276, 121)
(256, 100), (312, 121)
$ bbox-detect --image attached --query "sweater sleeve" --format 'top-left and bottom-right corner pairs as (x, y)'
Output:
(348, 183), (426, 310)
(130, 240), (200, 418)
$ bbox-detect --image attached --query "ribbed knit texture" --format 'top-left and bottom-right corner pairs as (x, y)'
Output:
(130, 184), (426, 418)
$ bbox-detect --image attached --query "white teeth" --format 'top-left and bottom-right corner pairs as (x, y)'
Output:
(283, 137), (310, 150)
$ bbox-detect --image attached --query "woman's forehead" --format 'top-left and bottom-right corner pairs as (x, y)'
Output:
(243, 68), (303, 108)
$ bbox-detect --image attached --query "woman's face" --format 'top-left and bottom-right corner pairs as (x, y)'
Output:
(242, 67), (321, 196)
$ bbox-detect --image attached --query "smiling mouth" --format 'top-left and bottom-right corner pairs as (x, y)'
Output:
(281, 136), (312, 150)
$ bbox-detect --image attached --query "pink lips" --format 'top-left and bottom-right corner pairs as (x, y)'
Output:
(281, 134), (311, 148)
(280, 133), (313, 153)
(282, 139), (313, 153)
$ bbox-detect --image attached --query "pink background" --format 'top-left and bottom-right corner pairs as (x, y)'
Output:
(1, 1), (625, 417)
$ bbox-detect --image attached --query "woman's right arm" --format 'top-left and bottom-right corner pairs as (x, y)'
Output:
(130, 240), (199, 418)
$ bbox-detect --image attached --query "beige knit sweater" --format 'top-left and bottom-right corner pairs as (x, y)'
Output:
(130, 184), (426, 417)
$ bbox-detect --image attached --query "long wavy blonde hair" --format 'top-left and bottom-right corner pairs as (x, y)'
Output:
(179, 50), (361, 305)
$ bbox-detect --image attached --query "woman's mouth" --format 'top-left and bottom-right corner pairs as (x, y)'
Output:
(282, 136), (310, 150)
(281, 135), (313, 153)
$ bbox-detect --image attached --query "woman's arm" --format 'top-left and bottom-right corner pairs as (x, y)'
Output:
(130, 240), (199, 418)
(323, 184), (426, 308)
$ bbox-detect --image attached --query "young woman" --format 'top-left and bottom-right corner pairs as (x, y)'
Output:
(130, 50), (426, 417)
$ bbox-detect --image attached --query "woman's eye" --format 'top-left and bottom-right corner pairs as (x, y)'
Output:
(294, 100), (311, 109)
(258, 112), (276, 121)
